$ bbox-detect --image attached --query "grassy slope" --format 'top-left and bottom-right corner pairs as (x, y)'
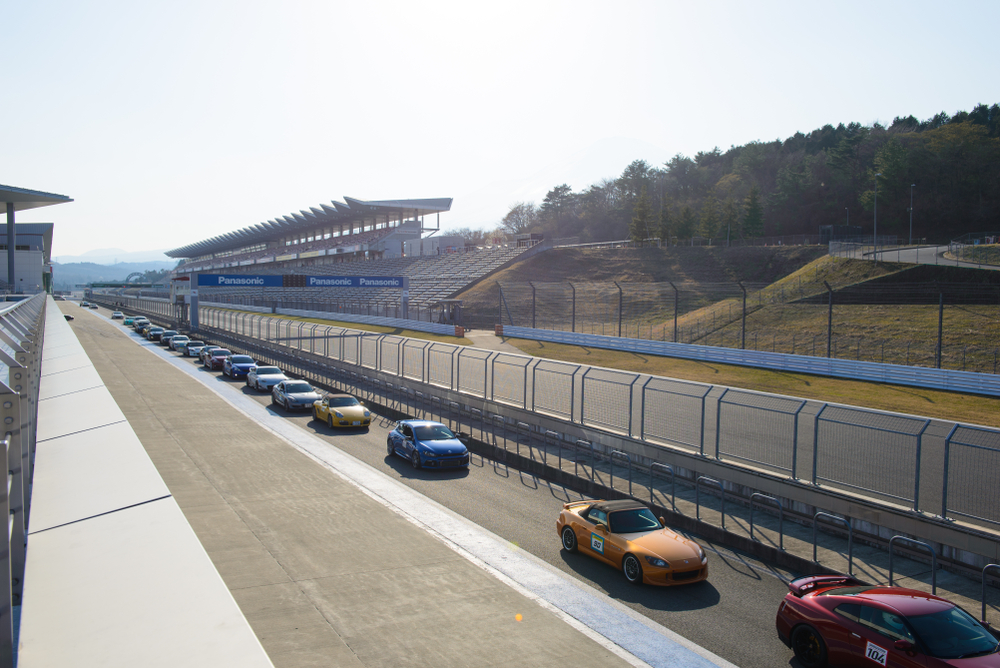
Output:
(454, 247), (1000, 427)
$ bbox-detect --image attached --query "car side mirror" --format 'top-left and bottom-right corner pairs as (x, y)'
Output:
(595, 523), (608, 534)
(893, 639), (915, 652)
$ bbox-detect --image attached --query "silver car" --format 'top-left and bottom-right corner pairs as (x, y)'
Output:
(271, 380), (322, 411)
(246, 365), (289, 392)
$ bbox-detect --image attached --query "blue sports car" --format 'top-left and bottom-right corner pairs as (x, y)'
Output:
(386, 420), (470, 469)
(223, 354), (257, 379)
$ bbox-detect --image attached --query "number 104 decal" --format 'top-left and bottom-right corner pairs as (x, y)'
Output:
(865, 640), (887, 666)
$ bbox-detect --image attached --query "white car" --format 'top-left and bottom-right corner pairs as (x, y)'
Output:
(246, 365), (289, 391)
(111, 311), (124, 319)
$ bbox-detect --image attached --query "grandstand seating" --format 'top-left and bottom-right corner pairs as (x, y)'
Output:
(193, 243), (532, 319)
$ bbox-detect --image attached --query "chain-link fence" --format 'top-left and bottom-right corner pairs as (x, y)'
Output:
(491, 279), (1000, 374)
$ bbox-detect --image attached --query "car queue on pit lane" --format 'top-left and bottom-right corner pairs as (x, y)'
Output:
(108, 309), (1000, 666)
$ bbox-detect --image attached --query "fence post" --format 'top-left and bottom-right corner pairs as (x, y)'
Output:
(936, 291), (944, 369)
(670, 281), (679, 343)
(569, 282), (576, 333)
(824, 280), (834, 358)
(739, 281), (747, 349)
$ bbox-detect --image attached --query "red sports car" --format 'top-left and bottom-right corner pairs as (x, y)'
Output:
(776, 574), (999, 667)
(204, 349), (232, 370)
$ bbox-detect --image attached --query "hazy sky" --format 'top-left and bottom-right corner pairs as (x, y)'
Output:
(5, 0), (997, 259)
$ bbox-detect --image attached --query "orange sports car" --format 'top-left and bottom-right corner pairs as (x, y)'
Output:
(556, 499), (708, 586)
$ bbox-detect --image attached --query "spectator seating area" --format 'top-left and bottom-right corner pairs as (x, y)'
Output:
(194, 243), (532, 318)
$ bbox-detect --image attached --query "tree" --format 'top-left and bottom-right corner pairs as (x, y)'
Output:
(743, 185), (764, 237)
(699, 195), (719, 239)
(629, 186), (652, 241)
(676, 206), (696, 240)
(500, 202), (538, 235)
(658, 203), (673, 243)
(721, 197), (739, 245)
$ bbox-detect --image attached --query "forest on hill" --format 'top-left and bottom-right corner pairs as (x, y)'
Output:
(485, 103), (1000, 245)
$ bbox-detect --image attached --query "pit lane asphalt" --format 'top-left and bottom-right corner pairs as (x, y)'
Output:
(67, 306), (800, 668)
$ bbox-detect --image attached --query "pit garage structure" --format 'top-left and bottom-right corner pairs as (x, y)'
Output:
(0, 185), (73, 293)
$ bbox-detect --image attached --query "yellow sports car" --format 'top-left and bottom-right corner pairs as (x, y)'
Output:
(556, 499), (708, 586)
(313, 393), (371, 429)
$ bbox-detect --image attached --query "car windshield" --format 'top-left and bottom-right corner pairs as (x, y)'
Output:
(907, 606), (998, 659)
(257, 367), (281, 375)
(187, 342), (204, 347)
(327, 396), (360, 407)
(212, 350), (231, 356)
(231, 356), (254, 364)
(609, 508), (662, 533)
(413, 424), (456, 441)
(285, 382), (314, 393)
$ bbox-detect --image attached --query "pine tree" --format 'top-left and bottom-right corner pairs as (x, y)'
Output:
(629, 186), (651, 241)
(743, 185), (764, 237)
(658, 205), (672, 244)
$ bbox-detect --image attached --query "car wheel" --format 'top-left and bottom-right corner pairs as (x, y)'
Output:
(791, 625), (828, 668)
(622, 554), (643, 585)
(328, 414), (334, 429)
(410, 450), (422, 469)
(387, 439), (394, 456)
(561, 526), (578, 553)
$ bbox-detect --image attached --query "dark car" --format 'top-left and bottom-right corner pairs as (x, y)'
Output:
(776, 574), (1000, 667)
(222, 355), (256, 379)
(386, 420), (469, 469)
(146, 327), (165, 341)
(271, 380), (322, 411)
(199, 346), (223, 365)
(159, 330), (179, 346)
(204, 349), (232, 370)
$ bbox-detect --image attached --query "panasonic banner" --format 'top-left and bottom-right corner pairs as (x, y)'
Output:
(190, 274), (409, 330)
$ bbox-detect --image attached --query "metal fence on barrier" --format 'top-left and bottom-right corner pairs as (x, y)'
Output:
(943, 425), (1000, 526)
(192, 306), (1000, 530)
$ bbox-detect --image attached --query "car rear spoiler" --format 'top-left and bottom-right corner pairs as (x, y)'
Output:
(787, 574), (866, 597)
(563, 500), (595, 511)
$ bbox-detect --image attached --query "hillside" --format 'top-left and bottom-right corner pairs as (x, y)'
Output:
(455, 246), (829, 327)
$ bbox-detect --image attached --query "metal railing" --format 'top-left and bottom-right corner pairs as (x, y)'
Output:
(195, 306), (1000, 530)
(0, 294), (46, 667)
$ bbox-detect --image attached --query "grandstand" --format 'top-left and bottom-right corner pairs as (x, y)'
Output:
(164, 196), (542, 320)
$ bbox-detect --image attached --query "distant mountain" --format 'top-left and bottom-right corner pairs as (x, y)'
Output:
(50, 260), (177, 291)
(51, 248), (173, 264)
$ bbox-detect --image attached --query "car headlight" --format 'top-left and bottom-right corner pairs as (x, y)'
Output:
(697, 547), (707, 563)
(334, 411), (344, 418)
(363, 411), (370, 417)
(645, 556), (669, 568)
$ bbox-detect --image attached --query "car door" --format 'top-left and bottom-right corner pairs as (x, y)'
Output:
(577, 508), (616, 566)
(600, 513), (631, 568)
(400, 424), (416, 456)
(849, 605), (926, 667)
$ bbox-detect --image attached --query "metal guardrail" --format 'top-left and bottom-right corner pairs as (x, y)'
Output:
(889, 536), (937, 594)
(189, 318), (1000, 621)
(501, 326), (1000, 397)
(194, 306), (1000, 528)
(0, 294), (46, 666)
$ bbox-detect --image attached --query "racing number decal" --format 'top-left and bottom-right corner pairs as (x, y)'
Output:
(590, 533), (605, 554)
(865, 641), (887, 666)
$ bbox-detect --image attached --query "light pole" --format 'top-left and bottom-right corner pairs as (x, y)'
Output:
(874, 173), (882, 263)
(909, 183), (916, 245)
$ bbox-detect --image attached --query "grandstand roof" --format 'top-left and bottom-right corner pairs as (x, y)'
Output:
(166, 196), (452, 259)
(0, 184), (73, 212)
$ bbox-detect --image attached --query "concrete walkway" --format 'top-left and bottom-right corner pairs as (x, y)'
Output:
(61, 305), (732, 668)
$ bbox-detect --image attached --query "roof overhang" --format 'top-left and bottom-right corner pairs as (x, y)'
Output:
(166, 196), (452, 259)
(0, 184), (73, 212)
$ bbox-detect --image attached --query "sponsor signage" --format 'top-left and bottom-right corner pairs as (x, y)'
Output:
(198, 274), (283, 287)
(305, 276), (405, 288)
(197, 274), (407, 289)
